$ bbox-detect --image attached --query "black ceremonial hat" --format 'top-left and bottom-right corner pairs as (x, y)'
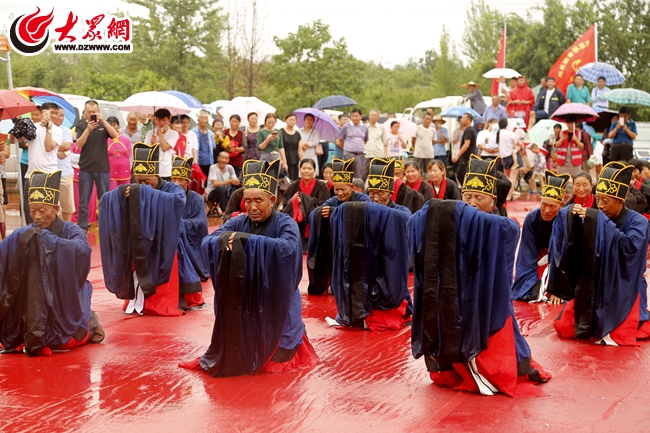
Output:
(132, 142), (159, 176)
(367, 158), (395, 192)
(542, 170), (571, 202)
(242, 159), (281, 196)
(596, 161), (634, 201)
(331, 157), (354, 184)
(28, 170), (61, 206)
(392, 156), (405, 172)
(462, 154), (500, 197)
(171, 156), (193, 181)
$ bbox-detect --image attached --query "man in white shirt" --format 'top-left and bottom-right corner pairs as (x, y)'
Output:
(145, 108), (178, 180)
(24, 102), (64, 224)
(53, 107), (75, 222)
(363, 109), (387, 177)
(180, 114), (199, 161)
(205, 151), (239, 216)
(412, 112), (435, 174)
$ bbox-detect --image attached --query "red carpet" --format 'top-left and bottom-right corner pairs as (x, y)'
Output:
(2, 200), (650, 433)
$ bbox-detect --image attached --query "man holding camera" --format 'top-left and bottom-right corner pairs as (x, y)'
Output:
(145, 108), (179, 181)
(608, 106), (637, 163)
(24, 102), (65, 224)
(75, 100), (118, 232)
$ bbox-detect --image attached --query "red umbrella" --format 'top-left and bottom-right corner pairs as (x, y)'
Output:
(551, 103), (599, 122)
(0, 89), (38, 120)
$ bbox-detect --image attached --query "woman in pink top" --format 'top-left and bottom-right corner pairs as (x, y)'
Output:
(106, 116), (133, 190)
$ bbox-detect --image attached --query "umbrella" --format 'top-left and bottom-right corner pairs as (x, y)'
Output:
(482, 68), (520, 79)
(382, 117), (418, 140)
(439, 106), (480, 118)
(162, 90), (205, 109)
(13, 86), (61, 99)
(586, 109), (618, 134)
(602, 88), (650, 107)
(218, 96), (275, 127)
(0, 90), (37, 120)
(551, 103), (599, 122)
(13, 86), (75, 127)
(576, 62), (625, 86)
(119, 91), (192, 115)
(313, 95), (357, 110)
(527, 119), (567, 146)
(293, 107), (340, 141)
(31, 95), (76, 128)
(205, 100), (230, 116)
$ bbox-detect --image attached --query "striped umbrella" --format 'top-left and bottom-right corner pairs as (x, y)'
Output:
(576, 62), (625, 86)
(602, 88), (650, 107)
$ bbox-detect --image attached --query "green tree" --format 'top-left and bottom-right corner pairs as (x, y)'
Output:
(124, 0), (227, 101)
(597, 0), (650, 91)
(359, 62), (430, 114)
(268, 20), (365, 114)
(430, 27), (469, 97)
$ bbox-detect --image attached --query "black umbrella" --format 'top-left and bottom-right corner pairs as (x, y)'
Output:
(586, 109), (618, 134)
(313, 95), (357, 110)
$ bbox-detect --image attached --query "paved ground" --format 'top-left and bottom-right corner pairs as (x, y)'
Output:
(2, 196), (650, 433)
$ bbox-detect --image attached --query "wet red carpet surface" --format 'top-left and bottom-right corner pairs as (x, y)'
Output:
(3, 199), (650, 433)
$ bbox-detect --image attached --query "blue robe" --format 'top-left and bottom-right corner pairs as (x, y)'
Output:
(322, 191), (371, 207)
(409, 200), (540, 378)
(330, 202), (412, 326)
(547, 206), (649, 339)
(388, 201), (411, 216)
(0, 219), (93, 355)
(306, 191), (371, 295)
(99, 181), (185, 300)
(199, 211), (305, 377)
(511, 209), (555, 301)
(177, 189), (209, 294)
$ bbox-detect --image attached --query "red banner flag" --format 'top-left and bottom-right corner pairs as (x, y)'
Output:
(491, 25), (507, 96)
(548, 25), (597, 93)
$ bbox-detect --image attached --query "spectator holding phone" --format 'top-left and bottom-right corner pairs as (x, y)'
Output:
(75, 100), (118, 232)
(144, 108), (179, 181)
(257, 113), (288, 171)
(608, 106), (637, 162)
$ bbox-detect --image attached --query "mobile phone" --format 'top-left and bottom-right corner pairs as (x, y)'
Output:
(619, 117), (624, 126)
(90, 114), (98, 122)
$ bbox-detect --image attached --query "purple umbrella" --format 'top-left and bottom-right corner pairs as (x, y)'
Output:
(551, 103), (599, 122)
(293, 107), (340, 141)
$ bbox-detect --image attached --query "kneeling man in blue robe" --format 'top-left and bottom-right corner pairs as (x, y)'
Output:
(0, 170), (104, 356)
(180, 159), (317, 377)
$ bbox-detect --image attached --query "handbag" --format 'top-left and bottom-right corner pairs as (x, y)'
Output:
(315, 142), (324, 156)
(9, 118), (37, 141)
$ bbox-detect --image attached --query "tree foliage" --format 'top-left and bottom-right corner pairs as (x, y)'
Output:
(268, 20), (365, 114)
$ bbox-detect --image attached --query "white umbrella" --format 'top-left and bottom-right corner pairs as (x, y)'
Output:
(119, 91), (192, 115)
(218, 96), (275, 127)
(482, 68), (520, 79)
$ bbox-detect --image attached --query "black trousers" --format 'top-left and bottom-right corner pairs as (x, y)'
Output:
(207, 185), (231, 212)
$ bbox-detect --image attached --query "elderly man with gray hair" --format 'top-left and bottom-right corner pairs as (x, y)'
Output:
(363, 109), (387, 179)
(122, 112), (142, 146)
